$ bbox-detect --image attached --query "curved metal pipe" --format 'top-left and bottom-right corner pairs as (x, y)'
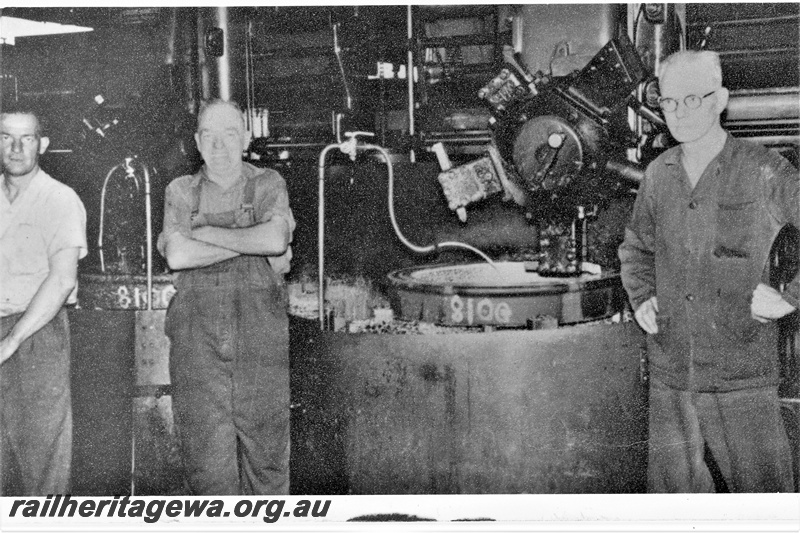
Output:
(318, 144), (340, 328)
(317, 139), (497, 330)
(97, 159), (153, 310)
(332, 23), (352, 111)
(605, 158), (645, 184)
(97, 163), (125, 273)
(364, 143), (495, 266)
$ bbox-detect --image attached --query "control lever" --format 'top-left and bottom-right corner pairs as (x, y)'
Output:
(535, 132), (565, 184)
(502, 45), (539, 95)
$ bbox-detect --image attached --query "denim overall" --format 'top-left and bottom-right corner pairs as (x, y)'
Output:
(165, 175), (290, 495)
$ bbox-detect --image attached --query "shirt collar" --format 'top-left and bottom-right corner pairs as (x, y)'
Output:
(1, 167), (46, 208)
(716, 132), (736, 163)
(663, 132), (735, 167)
(663, 147), (681, 167)
(198, 162), (257, 186)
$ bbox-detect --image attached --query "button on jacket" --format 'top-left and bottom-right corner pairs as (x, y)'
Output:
(619, 134), (800, 392)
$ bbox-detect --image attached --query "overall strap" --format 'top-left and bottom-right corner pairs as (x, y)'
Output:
(237, 173), (257, 227)
(190, 170), (256, 225)
(241, 173), (257, 212)
(190, 176), (203, 220)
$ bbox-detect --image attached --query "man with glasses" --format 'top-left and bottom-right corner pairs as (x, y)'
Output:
(1, 109), (87, 495)
(619, 50), (799, 492)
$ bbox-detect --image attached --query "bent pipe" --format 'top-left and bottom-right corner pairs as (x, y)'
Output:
(605, 158), (645, 184)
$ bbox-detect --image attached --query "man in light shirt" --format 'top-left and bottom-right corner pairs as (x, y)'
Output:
(1, 109), (87, 495)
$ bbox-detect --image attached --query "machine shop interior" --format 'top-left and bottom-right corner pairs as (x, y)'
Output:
(1, 3), (798, 496)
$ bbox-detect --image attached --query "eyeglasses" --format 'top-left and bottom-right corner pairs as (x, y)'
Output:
(658, 90), (717, 113)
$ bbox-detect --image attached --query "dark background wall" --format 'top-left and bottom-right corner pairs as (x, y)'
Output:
(1, 5), (797, 283)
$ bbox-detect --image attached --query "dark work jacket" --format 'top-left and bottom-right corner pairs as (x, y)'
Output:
(619, 134), (800, 392)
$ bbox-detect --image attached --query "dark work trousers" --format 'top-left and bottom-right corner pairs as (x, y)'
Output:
(165, 255), (290, 495)
(1, 307), (72, 495)
(647, 376), (795, 492)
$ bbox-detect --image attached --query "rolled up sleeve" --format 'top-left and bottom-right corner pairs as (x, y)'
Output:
(259, 177), (295, 236)
(256, 170), (295, 275)
(162, 181), (193, 241)
(46, 188), (88, 260)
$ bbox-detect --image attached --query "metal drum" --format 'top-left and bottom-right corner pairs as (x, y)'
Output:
(289, 317), (649, 494)
(74, 273), (181, 495)
(387, 261), (625, 327)
(78, 272), (176, 311)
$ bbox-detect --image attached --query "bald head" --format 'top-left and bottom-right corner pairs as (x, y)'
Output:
(658, 50), (723, 91)
(656, 50), (729, 145)
(194, 99), (249, 181)
(197, 99), (246, 133)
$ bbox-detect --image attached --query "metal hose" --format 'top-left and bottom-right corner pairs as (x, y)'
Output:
(97, 163), (124, 273)
(317, 139), (496, 329)
(97, 158), (153, 310)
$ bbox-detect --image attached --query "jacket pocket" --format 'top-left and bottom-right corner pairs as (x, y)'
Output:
(714, 201), (756, 259)
(651, 313), (671, 348)
(713, 258), (760, 343)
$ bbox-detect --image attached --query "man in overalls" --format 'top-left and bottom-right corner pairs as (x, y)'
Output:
(159, 99), (295, 495)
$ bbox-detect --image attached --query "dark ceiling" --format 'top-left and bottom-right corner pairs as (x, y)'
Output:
(2, 7), (165, 28)
(1, 6), (491, 33)
(1, 6), (367, 31)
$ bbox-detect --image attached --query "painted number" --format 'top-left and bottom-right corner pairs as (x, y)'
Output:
(448, 295), (512, 325)
(117, 285), (176, 309)
(160, 285), (176, 307)
(116, 286), (132, 309)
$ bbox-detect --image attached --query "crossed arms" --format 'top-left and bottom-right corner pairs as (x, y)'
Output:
(161, 217), (290, 270)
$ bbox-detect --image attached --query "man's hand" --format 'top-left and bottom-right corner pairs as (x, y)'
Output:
(634, 296), (659, 334)
(156, 231), (167, 257)
(0, 335), (21, 365)
(751, 282), (797, 323)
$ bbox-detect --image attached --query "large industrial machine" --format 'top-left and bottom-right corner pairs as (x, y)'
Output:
(383, 26), (661, 328)
(434, 33), (650, 275)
